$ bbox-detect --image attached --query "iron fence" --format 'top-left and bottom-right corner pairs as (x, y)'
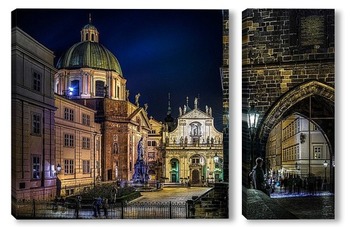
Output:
(12, 200), (188, 219)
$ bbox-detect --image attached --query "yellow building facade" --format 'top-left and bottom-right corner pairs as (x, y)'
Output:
(54, 95), (102, 196)
(266, 114), (331, 183)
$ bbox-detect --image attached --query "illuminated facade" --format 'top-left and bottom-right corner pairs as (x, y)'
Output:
(146, 117), (163, 181)
(12, 27), (57, 201)
(54, 95), (102, 196)
(266, 114), (331, 183)
(163, 98), (223, 186)
(54, 19), (152, 183)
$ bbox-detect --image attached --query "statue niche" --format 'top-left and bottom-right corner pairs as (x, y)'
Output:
(189, 122), (202, 138)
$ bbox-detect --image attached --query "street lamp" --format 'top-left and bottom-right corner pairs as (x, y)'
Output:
(323, 160), (328, 183)
(214, 152), (219, 164)
(56, 163), (62, 173)
(247, 104), (260, 170)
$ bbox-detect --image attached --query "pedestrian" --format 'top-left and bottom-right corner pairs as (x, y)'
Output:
(102, 198), (109, 218)
(251, 157), (266, 192)
(96, 196), (102, 217)
(92, 199), (98, 218)
(74, 195), (82, 218)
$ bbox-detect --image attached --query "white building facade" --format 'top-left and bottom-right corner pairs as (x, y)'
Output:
(163, 98), (223, 186)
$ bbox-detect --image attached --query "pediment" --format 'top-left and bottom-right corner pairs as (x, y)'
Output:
(180, 109), (211, 120)
(129, 107), (151, 129)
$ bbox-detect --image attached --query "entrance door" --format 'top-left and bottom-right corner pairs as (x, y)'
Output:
(171, 174), (177, 183)
(108, 169), (112, 181)
(192, 169), (200, 184)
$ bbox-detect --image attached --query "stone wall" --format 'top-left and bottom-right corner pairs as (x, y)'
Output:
(242, 9), (335, 187)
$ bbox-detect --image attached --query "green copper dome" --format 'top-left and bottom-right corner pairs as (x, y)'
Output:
(56, 41), (123, 76)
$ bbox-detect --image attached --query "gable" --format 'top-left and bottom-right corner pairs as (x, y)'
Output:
(180, 109), (212, 120)
(129, 107), (152, 130)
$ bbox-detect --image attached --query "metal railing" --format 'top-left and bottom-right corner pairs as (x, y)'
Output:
(12, 200), (187, 219)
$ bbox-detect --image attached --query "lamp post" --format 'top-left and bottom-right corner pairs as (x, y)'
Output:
(93, 131), (97, 187)
(247, 104), (260, 170)
(323, 160), (328, 183)
(207, 166), (210, 184)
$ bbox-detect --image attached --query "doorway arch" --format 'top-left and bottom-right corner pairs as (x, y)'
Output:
(258, 80), (334, 155)
(258, 80), (334, 192)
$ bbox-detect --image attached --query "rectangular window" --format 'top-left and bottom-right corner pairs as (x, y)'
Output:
(64, 159), (74, 174)
(82, 137), (90, 149)
(32, 113), (41, 135)
(82, 113), (90, 126)
(83, 160), (90, 174)
(32, 155), (40, 179)
(117, 86), (120, 99)
(64, 107), (74, 121)
(33, 71), (41, 92)
(64, 133), (74, 147)
(313, 146), (322, 159)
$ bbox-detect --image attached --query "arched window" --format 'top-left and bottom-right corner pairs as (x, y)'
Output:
(71, 80), (79, 96)
(91, 34), (94, 41)
(85, 33), (88, 41)
(95, 80), (105, 97)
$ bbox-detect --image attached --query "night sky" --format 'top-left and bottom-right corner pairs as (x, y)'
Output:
(12, 9), (224, 131)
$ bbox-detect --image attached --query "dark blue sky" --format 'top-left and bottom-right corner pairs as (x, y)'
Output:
(12, 9), (224, 131)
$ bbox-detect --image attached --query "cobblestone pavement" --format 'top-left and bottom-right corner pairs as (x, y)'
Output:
(243, 187), (335, 219)
(132, 187), (212, 203)
(273, 195), (334, 219)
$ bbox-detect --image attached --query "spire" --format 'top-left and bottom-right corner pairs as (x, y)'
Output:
(89, 13), (92, 24)
(167, 93), (172, 115)
(186, 96), (189, 107)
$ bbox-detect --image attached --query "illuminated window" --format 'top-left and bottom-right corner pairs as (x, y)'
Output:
(82, 137), (90, 149)
(313, 146), (322, 159)
(64, 133), (74, 147)
(32, 156), (40, 179)
(83, 160), (90, 174)
(64, 159), (74, 174)
(82, 113), (90, 126)
(64, 107), (74, 121)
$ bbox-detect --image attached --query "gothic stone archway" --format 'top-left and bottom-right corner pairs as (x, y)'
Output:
(258, 80), (335, 157)
(257, 80), (335, 192)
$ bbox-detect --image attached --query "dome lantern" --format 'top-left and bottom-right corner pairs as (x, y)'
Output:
(80, 13), (99, 43)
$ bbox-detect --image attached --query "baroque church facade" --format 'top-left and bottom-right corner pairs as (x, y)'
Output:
(163, 98), (223, 186)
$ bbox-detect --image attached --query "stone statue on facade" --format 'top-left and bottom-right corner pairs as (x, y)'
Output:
(126, 90), (130, 101)
(194, 97), (198, 109)
(137, 137), (144, 160)
(179, 107), (182, 116)
(184, 105), (187, 114)
(135, 93), (141, 107)
(144, 103), (148, 113)
(206, 105), (209, 114)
